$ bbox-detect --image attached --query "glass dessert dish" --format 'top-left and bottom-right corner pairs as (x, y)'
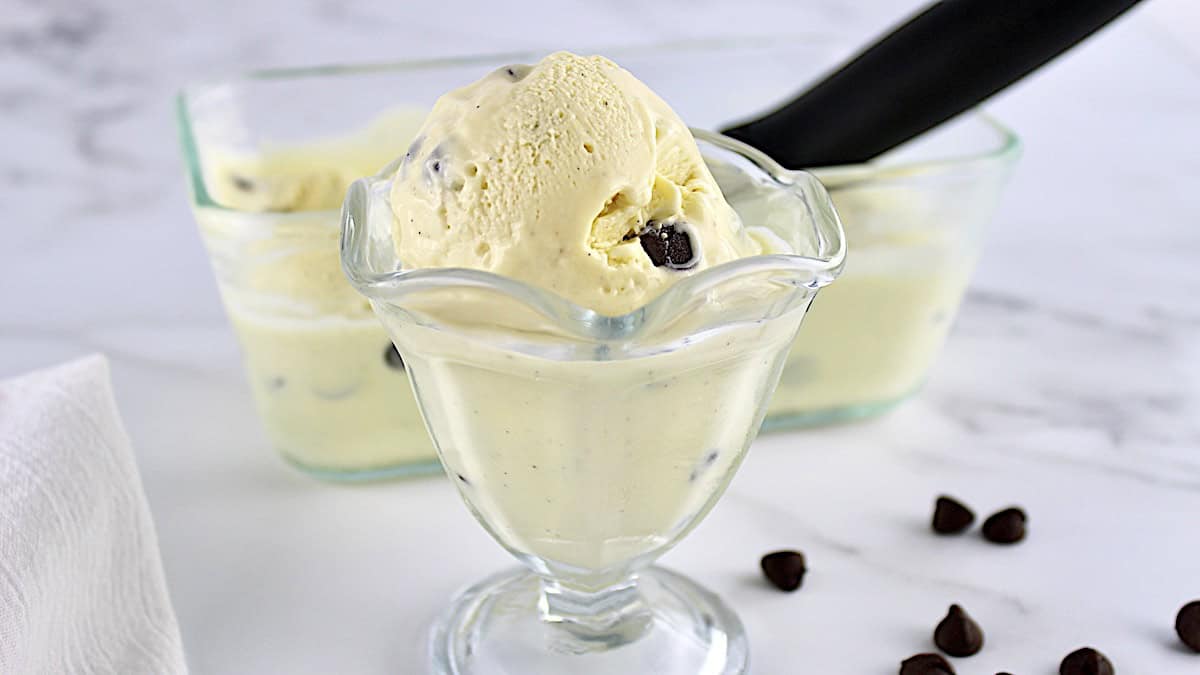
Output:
(765, 115), (1020, 428)
(177, 84), (436, 480)
(341, 131), (844, 674)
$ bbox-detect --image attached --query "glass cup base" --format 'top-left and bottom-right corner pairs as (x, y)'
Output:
(429, 566), (749, 675)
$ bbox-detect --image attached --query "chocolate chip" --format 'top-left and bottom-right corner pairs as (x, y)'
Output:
(384, 344), (405, 371)
(422, 145), (447, 185)
(900, 653), (955, 675)
(231, 174), (255, 192)
(760, 550), (806, 592)
(501, 64), (531, 81)
(932, 496), (975, 535)
(982, 507), (1026, 544)
(638, 221), (697, 270)
(456, 473), (470, 486)
(1059, 647), (1114, 675)
(688, 450), (721, 482)
(934, 604), (984, 657)
(1177, 600), (1200, 652)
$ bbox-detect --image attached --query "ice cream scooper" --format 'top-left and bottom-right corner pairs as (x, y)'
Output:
(723, 0), (1144, 168)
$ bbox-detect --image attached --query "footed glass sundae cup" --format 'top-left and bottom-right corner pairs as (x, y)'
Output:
(340, 131), (845, 674)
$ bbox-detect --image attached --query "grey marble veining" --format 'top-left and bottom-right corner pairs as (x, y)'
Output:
(1, 0), (1198, 673)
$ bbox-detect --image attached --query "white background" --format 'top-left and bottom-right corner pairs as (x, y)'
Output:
(2, 0), (1199, 672)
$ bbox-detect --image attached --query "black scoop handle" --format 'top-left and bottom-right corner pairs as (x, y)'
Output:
(722, 0), (1144, 169)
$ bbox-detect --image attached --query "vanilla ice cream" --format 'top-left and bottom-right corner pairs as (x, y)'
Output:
(205, 110), (415, 213)
(389, 52), (770, 316)
(193, 109), (441, 476)
(764, 173), (992, 426)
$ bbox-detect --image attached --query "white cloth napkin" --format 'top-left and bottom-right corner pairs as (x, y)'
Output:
(0, 356), (187, 675)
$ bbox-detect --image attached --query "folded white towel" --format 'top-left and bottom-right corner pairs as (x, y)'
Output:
(0, 356), (186, 675)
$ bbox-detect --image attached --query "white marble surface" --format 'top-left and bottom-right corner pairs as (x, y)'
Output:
(2, 0), (1199, 673)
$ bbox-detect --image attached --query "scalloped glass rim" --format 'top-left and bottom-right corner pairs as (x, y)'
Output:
(340, 130), (846, 341)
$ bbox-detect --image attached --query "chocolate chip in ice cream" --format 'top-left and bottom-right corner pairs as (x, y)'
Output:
(760, 550), (806, 592)
(405, 135), (423, 159)
(639, 221), (697, 270)
(1060, 647), (1114, 675)
(688, 450), (720, 482)
(501, 64), (531, 81)
(384, 344), (405, 371)
(1177, 600), (1200, 652)
(899, 653), (955, 675)
(931, 495), (975, 535)
(982, 507), (1027, 544)
(422, 145), (448, 186)
(231, 174), (255, 192)
(400, 135), (425, 178)
(934, 604), (984, 657)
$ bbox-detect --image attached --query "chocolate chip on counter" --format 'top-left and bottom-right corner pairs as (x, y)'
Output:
(900, 653), (955, 675)
(1177, 600), (1200, 652)
(759, 550), (806, 592)
(982, 507), (1027, 544)
(933, 604), (984, 657)
(639, 221), (697, 270)
(1060, 647), (1114, 675)
(384, 344), (405, 371)
(932, 496), (975, 535)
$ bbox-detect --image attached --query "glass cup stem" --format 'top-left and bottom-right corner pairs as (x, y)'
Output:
(538, 575), (653, 649)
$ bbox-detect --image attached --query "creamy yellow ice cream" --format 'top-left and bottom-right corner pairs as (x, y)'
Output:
(386, 304), (801, 575)
(766, 180), (976, 423)
(205, 110), (415, 213)
(389, 52), (767, 316)
(194, 109), (441, 475)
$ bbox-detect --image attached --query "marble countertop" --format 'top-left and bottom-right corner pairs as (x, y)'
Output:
(2, 0), (1199, 673)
